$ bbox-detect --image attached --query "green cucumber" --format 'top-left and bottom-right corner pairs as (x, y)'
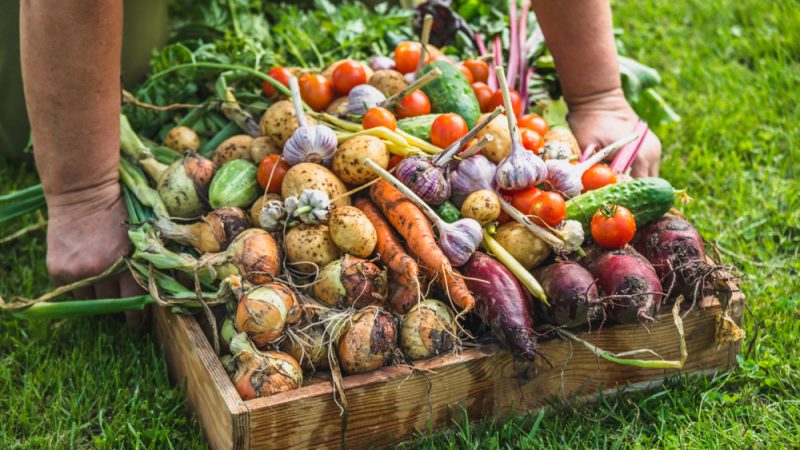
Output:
(419, 61), (481, 128)
(435, 200), (461, 223)
(209, 159), (259, 209)
(566, 177), (677, 231)
(397, 114), (440, 141)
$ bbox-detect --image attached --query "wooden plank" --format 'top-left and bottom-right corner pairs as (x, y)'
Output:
(152, 306), (250, 450)
(243, 294), (742, 449)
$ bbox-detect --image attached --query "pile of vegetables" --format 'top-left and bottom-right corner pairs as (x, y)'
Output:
(0, 0), (741, 405)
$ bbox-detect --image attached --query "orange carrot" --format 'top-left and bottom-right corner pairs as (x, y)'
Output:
(369, 180), (475, 312)
(354, 197), (419, 288)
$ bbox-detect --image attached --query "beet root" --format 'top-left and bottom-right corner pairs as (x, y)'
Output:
(461, 251), (538, 360)
(534, 262), (602, 328)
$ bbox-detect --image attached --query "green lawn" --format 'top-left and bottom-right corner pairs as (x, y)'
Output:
(2, 0), (799, 448)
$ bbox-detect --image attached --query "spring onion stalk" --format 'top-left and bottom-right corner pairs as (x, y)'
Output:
(0, 195), (47, 224)
(0, 184), (44, 203)
(119, 158), (169, 219)
(481, 230), (548, 304)
(128, 225), (214, 284)
(216, 73), (260, 137)
(200, 122), (239, 158)
(121, 114), (169, 182)
(10, 295), (155, 320)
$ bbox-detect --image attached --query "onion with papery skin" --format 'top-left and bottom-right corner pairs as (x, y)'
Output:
(156, 152), (216, 218)
(312, 255), (388, 308)
(235, 283), (301, 347)
(334, 307), (397, 375)
(201, 228), (280, 284)
(281, 324), (329, 371)
(400, 299), (455, 360)
(153, 206), (249, 253)
(283, 77), (338, 167)
(229, 333), (302, 400)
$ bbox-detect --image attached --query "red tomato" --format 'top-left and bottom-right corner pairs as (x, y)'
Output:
(395, 91), (431, 118)
(582, 164), (618, 192)
(488, 89), (523, 117)
(457, 64), (474, 84)
(388, 154), (405, 170)
(332, 61), (367, 95)
(472, 82), (494, 113)
(463, 59), (489, 83)
(508, 186), (542, 214)
(394, 41), (425, 74)
(362, 107), (397, 131)
(262, 67), (294, 97)
(591, 205), (636, 249)
(430, 113), (469, 148)
(520, 128), (543, 153)
(257, 154), (290, 193)
(518, 113), (549, 136)
(298, 73), (334, 111)
(529, 191), (566, 227)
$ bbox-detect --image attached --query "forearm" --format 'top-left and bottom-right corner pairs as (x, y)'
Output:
(530, 0), (625, 108)
(20, 0), (123, 207)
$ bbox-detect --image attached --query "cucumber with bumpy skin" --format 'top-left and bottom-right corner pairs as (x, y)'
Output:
(397, 114), (440, 141)
(209, 159), (259, 209)
(566, 177), (677, 231)
(435, 200), (461, 223)
(419, 61), (481, 128)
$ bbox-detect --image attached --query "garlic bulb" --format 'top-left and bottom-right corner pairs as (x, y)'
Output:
(284, 77), (337, 166)
(347, 84), (386, 115)
(557, 220), (585, 253)
(448, 154), (497, 205)
(284, 189), (331, 225)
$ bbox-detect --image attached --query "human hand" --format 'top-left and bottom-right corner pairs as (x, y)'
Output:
(45, 182), (146, 329)
(567, 90), (662, 177)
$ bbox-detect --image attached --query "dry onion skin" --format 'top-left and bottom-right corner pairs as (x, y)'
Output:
(205, 228), (281, 283)
(164, 126), (201, 152)
(212, 134), (254, 166)
(157, 152), (216, 218)
(280, 324), (330, 371)
(400, 299), (456, 360)
(312, 255), (388, 309)
(229, 334), (303, 400)
(236, 283), (301, 347)
(284, 224), (342, 274)
(154, 206), (250, 253)
(336, 307), (397, 375)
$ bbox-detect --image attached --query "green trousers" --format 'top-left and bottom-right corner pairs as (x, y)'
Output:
(0, 0), (168, 161)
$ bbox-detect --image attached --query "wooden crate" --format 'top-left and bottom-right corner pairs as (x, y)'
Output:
(152, 290), (744, 450)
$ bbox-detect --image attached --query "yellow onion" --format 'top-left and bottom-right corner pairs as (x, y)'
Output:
(312, 256), (388, 309)
(280, 324), (329, 371)
(335, 307), (397, 375)
(156, 152), (216, 218)
(201, 228), (281, 284)
(399, 299), (456, 360)
(229, 333), (303, 400)
(235, 283), (301, 347)
(153, 206), (249, 253)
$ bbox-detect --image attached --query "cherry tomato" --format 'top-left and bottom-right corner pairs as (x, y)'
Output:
(463, 59), (489, 83)
(472, 82), (494, 113)
(508, 186), (542, 214)
(457, 64), (474, 84)
(394, 41), (426, 74)
(582, 164), (618, 192)
(591, 205), (636, 249)
(488, 88), (523, 117)
(297, 73), (334, 111)
(362, 107), (397, 131)
(430, 113), (469, 148)
(395, 90), (431, 118)
(262, 67), (294, 97)
(520, 128), (543, 153)
(388, 154), (405, 170)
(257, 154), (290, 193)
(529, 191), (566, 227)
(332, 61), (367, 95)
(519, 113), (549, 136)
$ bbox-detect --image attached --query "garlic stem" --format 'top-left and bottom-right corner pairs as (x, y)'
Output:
(497, 195), (565, 250)
(495, 67), (523, 150)
(288, 77), (308, 129)
(364, 159), (446, 230)
(433, 106), (504, 166)
(457, 134), (494, 160)
(415, 15), (434, 77)
(381, 68), (442, 109)
(577, 133), (639, 173)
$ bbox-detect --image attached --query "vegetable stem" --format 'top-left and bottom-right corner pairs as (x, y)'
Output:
(381, 68), (442, 109)
(11, 295), (155, 320)
(433, 106), (504, 165)
(497, 195), (565, 249)
(495, 67), (523, 150)
(415, 15), (434, 77)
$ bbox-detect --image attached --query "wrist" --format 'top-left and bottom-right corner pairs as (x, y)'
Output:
(45, 177), (121, 210)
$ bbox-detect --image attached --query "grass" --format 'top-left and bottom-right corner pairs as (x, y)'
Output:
(2, 0), (799, 447)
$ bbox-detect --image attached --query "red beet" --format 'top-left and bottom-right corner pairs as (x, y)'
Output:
(534, 262), (602, 328)
(584, 247), (663, 324)
(461, 251), (537, 360)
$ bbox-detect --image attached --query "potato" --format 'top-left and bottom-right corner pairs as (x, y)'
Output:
(493, 222), (551, 270)
(328, 206), (377, 258)
(461, 190), (500, 225)
(475, 113), (511, 163)
(284, 224), (342, 273)
(326, 96), (350, 116)
(164, 126), (200, 152)
(250, 136), (280, 163)
(322, 59), (374, 83)
(332, 135), (389, 186)
(281, 162), (351, 207)
(249, 193), (281, 227)
(259, 100), (315, 148)
(368, 70), (408, 96)
(542, 128), (581, 160)
(212, 135), (253, 166)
